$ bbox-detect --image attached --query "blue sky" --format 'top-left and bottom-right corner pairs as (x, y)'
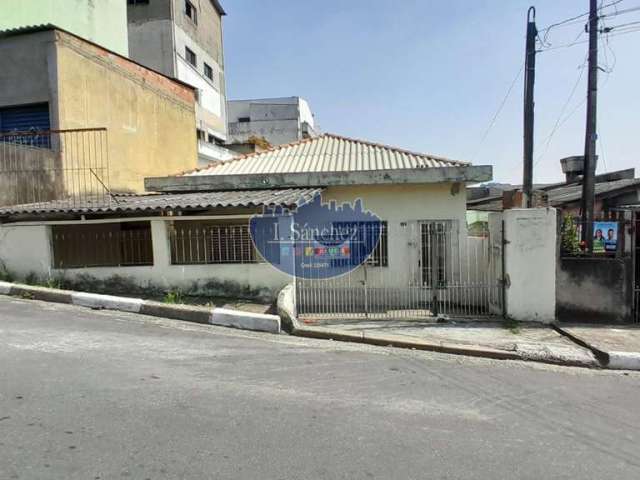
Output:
(222, 0), (639, 184)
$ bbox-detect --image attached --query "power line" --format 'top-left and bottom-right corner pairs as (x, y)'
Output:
(600, 5), (640, 18)
(537, 0), (625, 43)
(533, 56), (589, 167)
(471, 63), (524, 161)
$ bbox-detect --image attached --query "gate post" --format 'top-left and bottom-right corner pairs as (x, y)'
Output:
(502, 208), (557, 323)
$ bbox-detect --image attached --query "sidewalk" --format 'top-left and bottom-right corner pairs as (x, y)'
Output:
(553, 323), (640, 370)
(294, 318), (600, 368)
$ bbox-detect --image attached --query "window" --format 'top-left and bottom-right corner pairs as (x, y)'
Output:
(366, 221), (388, 267)
(169, 221), (258, 265)
(238, 117), (251, 123)
(127, 0), (150, 5)
(185, 0), (197, 24)
(51, 222), (154, 268)
(204, 63), (213, 81)
(185, 46), (197, 67)
(330, 221), (388, 268)
(196, 129), (205, 141)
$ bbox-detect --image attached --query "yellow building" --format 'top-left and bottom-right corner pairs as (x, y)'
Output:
(0, 26), (198, 200)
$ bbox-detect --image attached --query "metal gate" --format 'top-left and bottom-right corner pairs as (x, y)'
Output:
(295, 219), (504, 320)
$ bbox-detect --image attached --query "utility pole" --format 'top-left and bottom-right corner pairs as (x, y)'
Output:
(581, 0), (599, 252)
(523, 7), (537, 208)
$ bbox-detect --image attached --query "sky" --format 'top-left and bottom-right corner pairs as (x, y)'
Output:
(222, 0), (639, 184)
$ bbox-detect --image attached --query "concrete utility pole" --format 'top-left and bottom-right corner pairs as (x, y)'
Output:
(523, 7), (537, 208)
(581, 0), (599, 252)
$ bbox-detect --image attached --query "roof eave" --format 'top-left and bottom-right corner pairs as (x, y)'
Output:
(145, 166), (493, 193)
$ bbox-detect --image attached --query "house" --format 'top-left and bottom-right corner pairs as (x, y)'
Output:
(0, 134), (492, 308)
(466, 156), (640, 324)
(467, 157), (640, 219)
(0, 0), (129, 56)
(127, 0), (230, 164)
(0, 26), (199, 202)
(227, 97), (319, 152)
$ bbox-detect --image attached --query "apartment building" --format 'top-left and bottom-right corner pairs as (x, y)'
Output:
(127, 0), (228, 163)
(227, 97), (319, 149)
(0, 0), (129, 56)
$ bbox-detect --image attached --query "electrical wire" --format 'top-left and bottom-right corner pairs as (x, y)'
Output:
(471, 63), (524, 161)
(533, 56), (589, 167)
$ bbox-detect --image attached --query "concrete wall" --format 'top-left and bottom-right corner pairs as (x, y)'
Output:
(0, 144), (62, 207)
(321, 183), (468, 287)
(54, 31), (199, 193)
(0, 0), (129, 56)
(503, 208), (557, 323)
(0, 31), (55, 109)
(0, 220), (290, 301)
(557, 257), (634, 323)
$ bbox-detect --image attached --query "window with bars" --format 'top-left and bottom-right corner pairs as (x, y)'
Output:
(169, 221), (258, 265)
(366, 221), (388, 267)
(329, 221), (388, 268)
(51, 222), (154, 269)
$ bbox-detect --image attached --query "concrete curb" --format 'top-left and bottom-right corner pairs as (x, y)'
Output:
(552, 323), (640, 371)
(0, 281), (280, 334)
(552, 323), (611, 365)
(274, 284), (595, 367)
(607, 352), (640, 371)
(211, 308), (281, 334)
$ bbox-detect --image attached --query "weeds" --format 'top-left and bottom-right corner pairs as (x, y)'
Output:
(502, 318), (521, 334)
(164, 290), (184, 305)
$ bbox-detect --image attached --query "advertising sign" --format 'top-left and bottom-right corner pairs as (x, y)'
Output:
(593, 221), (618, 253)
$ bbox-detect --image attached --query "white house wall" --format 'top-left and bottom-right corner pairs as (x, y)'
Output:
(0, 183), (468, 302)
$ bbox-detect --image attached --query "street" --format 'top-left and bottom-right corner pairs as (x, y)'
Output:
(1, 296), (639, 479)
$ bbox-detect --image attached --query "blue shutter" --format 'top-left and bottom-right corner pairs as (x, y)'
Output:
(0, 103), (51, 133)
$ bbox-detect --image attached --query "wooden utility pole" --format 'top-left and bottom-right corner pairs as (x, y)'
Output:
(581, 0), (599, 252)
(523, 7), (537, 208)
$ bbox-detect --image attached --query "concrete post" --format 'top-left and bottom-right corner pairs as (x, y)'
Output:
(503, 208), (557, 323)
(150, 220), (171, 270)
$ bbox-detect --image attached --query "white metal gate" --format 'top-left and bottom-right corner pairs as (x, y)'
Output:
(295, 219), (504, 320)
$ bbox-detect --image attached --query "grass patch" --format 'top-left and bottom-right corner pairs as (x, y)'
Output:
(502, 318), (522, 334)
(163, 290), (184, 305)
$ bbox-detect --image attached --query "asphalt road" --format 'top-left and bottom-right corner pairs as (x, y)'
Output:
(1, 297), (639, 480)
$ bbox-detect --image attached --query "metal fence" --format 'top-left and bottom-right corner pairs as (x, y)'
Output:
(0, 128), (110, 209)
(295, 220), (504, 321)
(168, 222), (258, 265)
(634, 214), (640, 323)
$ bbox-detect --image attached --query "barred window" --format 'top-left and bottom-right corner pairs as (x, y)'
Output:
(366, 221), (389, 267)
(330, 221), (388, 267)
(52, 222), (153, 268)
(169, 221), (258, 265)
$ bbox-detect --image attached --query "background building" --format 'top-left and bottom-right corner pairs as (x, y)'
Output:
(0, 0), (129, 56)
(127, 0), (228, 164)
(227, 97), (319, 149)
(0, 27), (198, 200)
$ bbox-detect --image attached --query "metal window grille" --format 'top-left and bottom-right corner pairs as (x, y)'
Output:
(52, 222), (153, 269)
(365, 221), (388, 267)
(169, 221), (257, 265)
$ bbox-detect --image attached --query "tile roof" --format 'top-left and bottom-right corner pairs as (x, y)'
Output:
(186, 133), (469, 177)
(467, 178), (640, 211)
(0, 188), (321, 216)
